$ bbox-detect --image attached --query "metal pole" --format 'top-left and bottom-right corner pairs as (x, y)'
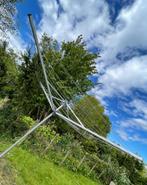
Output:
(77, 155), (86, 169)
(60, 150), (71, 166)
(0, 105), (63, 158)
(56, 112), (143, 161)
(42, 134), (58, 155)
(28, 14), (55, 111)
(88, 163), (97, 176)
(67, 104), (84, 127)
(40, 82), (53, 109)
(47, 81), (64, 100)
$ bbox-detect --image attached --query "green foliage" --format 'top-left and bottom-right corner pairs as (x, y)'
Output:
(0, 41), (18, 98)
(115, 167), (131, 185)
(19, 115), (35, 128)
(37, 125), (56, 139)
(0, 103), (33, 138)
(15, 51), (48, 118)
(14, 35), (98, 120)
(0, 141), (101, 185)
(0, 34), (146, 185)
(0, 0), (21, 32)
(0, 102), (21, 137)
(74, 95), (111, 137)
(49, 35), (97, 98)
(0, 158), (16, 184)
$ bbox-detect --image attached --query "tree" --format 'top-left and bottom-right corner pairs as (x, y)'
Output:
(41, 34), (98, 99)
(0, 41), (18, 98)
(15, 35), (98, 119)
(0, 0), (20, 32)
(73, 95), (111, 137)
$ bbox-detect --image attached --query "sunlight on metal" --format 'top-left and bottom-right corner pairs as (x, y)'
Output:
(0, 14), (143, 162)
(56, 112), (143, 161)
(0, 104), (63, 158)
(28, 14), (55, 111)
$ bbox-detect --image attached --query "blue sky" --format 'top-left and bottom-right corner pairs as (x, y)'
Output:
(3, 0), (147, 163)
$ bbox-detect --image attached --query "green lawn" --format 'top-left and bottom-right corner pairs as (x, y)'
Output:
(0, 141), (101, 185)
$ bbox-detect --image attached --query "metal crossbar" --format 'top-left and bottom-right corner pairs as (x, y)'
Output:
(56, 112), (142, 161)
(0, 104), (63, 158)
(28, 14), (55, 111)
(0, 14), (143, 162)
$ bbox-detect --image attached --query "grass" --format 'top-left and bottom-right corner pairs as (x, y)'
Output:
(0, 141), (101, 185)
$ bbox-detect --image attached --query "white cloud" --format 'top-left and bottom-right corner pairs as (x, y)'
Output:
(117, 129), (147, 144)
(0, 31), (26, 54)
(126, 99), (147, 120)
(116, 0), (147, 48)
(121, 118), (147, 131)
(38, 0), (147, 98)
(38, 0), (147, 56)
(93, 55), (147, 97)
(0, 6), (26, 54)
(117, 112), (147, 144)
(38, 0), (147, 145)
(100, 0), (147, 62)
(115, 99), (147, 143)
(7, 33), (26, 54)
(117, 129), (129, 141)
(1, 0), (146, 146)
(37, 0), (112, 43)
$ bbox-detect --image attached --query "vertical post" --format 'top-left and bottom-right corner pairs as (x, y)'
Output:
(42, 134), (58, 155)
(67, 104), (84, 127)
(0, 112), (54, 158)
(77, 155), (86, 169)
(88, 163), (97, 176)
(28, 14), (55, 111)
(60, 150), (71, 166)
(0, 105), (63, 158)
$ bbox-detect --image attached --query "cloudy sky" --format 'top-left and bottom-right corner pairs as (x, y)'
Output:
(5, 0), (147, 162)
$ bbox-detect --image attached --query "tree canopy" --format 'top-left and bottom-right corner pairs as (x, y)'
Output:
(0, 33), (146, 185)
(0, 0), (20, 32)
(74, 95), (111, 137)
(0, 41), (18, 98)
(15, 35), (98, 119)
